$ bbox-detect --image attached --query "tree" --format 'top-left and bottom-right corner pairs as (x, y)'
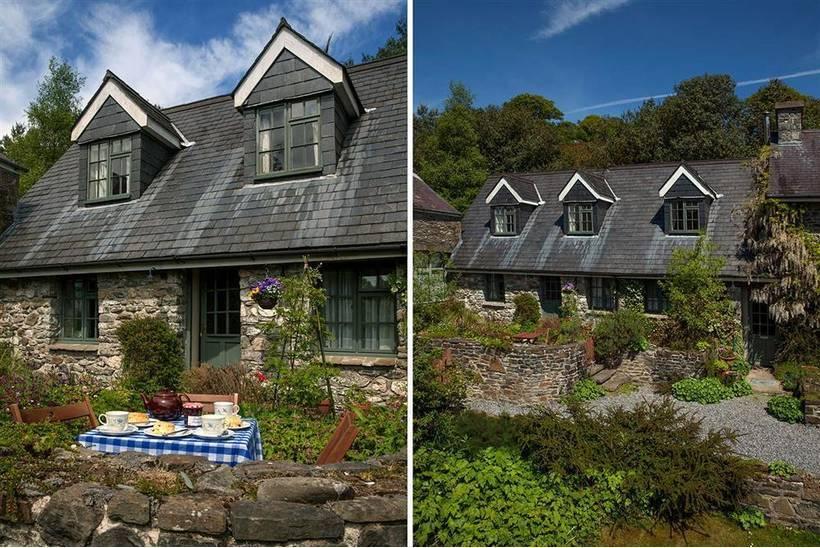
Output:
(1, 57), (85, 195)
(742, 79), (820, 145)
(443, 81), (475, 111)
(361, 18), (406, 62)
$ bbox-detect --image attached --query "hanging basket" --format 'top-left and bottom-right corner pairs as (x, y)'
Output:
(254, 294), (279, 309)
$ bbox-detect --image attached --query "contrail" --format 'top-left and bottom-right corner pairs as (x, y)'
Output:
(567, 67), (820, 114)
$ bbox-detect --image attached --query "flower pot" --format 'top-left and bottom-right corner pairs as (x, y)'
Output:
(254, 294), (278, 309)
(317, 399), (332, 416)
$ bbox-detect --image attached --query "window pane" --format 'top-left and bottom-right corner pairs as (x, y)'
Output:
(259, 130), (271, 152)
(112, 139), (121, 154)
(291, 101), (304, 119)
(272, 106), (285, 127)
(272, 128), (285, 149)
(306, 121), (318, 143)
(121, 137), (131, 152)
(99, 142), (108, 160)
(206, 313), (215, 334)
(259, 110), (272, 130)
(569, 206), (578, 232)
(271, 150), (284, 171)
(291, 146), (305, 169)
(305, 99), (320, 117)
(291, 123), (305, 147)
(90, 145), (99, 162)
(99, 161), (107, 182)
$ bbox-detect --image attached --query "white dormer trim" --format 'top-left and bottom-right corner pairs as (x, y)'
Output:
(558, 172), (616, 203)
(658, 165), (722, 199)
(484, 177), (544, 206)
(233, 27), (360, 116)
(70, 79), (186, 149)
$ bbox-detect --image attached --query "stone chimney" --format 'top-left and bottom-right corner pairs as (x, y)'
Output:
(775, 100), (804, 143)
(0, 153), (24, 234)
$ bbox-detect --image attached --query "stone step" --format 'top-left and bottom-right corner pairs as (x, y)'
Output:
(592, 368), (617, 384)
(747, 368), (789, 395)
(602, 371), (632, 392)
(587, 363), (604, 377)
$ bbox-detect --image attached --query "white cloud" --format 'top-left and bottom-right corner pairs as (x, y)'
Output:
(0, 0), (403, 136)
(536, 0), (631, 39)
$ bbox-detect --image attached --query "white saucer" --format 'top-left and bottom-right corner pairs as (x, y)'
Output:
(145, 426), (191, 438)
(96, 424), (138, 436)
(227, 421), (252, 430)
(192, 428), (235, 440)
(131, 419), (158, 428)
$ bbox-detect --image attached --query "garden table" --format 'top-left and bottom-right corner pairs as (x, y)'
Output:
(77, 418), (263, 467)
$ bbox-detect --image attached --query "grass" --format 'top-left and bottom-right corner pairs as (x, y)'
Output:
(600, 514), (820, 546)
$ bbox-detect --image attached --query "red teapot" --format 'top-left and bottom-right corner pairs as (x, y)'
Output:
(141, 389), (190, 420)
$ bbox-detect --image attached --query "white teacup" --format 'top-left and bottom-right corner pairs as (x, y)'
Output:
(201, 414), (226, 436)
(213, 401), (240, 416)
(98, 411), (129, 431)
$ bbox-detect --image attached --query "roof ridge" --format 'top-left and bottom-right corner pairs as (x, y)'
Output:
(347, 54), (406, 72)
(163, 94), (231, 114)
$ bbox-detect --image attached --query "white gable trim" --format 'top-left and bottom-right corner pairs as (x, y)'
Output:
(558, 172), (616, 203)
(658, 165), (722, 199)
(233, 28), (360, 116)
(484, 177), (543, 206)
(70, 80), (186, 148)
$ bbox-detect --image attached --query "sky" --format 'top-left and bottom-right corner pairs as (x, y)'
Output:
(0, 0), (405, 137)
(415, 0), (820, 122)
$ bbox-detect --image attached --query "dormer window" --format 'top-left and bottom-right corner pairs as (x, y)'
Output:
(257, 98), (321, 176)
(670, 199), (700, 233)
(659, 165), (719, 236)
(493, 206), (517, 235)
(87, 137), (131, 200)
(566, 203), (594, 234)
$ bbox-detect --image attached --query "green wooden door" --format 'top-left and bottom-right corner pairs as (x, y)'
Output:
(200, 269), (241, 368)
(748, 300), (778, 367)
(539, 276), (562, 315)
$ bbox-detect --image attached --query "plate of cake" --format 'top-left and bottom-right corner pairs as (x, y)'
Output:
(128, 412), (157, 428)
(145, 421), (190, 438)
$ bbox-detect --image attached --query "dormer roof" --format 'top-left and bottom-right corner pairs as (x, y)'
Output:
(485, 174), (544, 206)
(232, 18), (363, 116)
(658, 163), (722, 199)
(70, 70), (188, 149)
(558, 170), (617, 203)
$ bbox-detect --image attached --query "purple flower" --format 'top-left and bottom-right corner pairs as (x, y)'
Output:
(562, 281), (576, 292)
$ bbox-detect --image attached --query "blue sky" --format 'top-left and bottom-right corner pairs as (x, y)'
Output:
(0, 0), (405, 136)
(414, 0), (820, 122)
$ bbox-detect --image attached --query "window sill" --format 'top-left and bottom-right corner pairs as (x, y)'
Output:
(325, 354), (399, 367)
(49, 342), (98, 353)
(482, 301), (507, 309)
(85, 193), (131, 206)
(254, 167), (322, 183)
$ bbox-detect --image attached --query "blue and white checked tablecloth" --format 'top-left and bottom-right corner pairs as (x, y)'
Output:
(78, 418), (263, 467)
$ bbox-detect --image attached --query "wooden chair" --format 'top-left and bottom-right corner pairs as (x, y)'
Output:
(180, 393), (240, 413)
(9, 396), (98, 428)
(316, 411), (359, 465)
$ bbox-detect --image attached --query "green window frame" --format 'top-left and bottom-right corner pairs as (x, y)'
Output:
(257, 97), (321, 177)
(323, 266), (397, 355)
(205, 270), (241, 336)
(493, 206), (517, 235)
(484, 273), (505, 302)
(589, 277), (616, 311)
(671, 199), (700, 233)
(567, 203), (594, 234)
(644, 279), (668, 314)
(88, 137), (131, 200)
(61, 277), (98, 342)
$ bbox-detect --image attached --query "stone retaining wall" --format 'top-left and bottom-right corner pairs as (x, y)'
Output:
(0, 449), (407, 547)
(614, 346), (705, 385)
(435, 338), (588, 404)
(745, 467), (820, 532)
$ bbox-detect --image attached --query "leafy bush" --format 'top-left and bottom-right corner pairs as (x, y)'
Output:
(414, 447), (625, 547)
(769, 460), (797, 478)
(255, 408), (336, 463)
(565, 378), (605, 402)
(512, 293), (541, 330)
(418, 297), (518, 350)
(266, 362), (339, 408)
(774, 361), (804, 392)
(554, 316), (587, 345)
(116, 318), (184, 393)
(730, 379), (753, 398)
(347, 400), (407, 461)
(593, 308), (650, 365)
(516, 399), (755, 533)
(0, 421), (78, 496)
(767, 395), (804, 423)
(672, 377), (736, 404)
(729, 506), (766, 530)
(732, 355), (751, 378)
(0, 343), (58, 409)
(182, 363), (267, 406)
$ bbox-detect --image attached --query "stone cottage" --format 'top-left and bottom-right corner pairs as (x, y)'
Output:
(412, 174), (460, 287)
(450, 153), (781, 364)
(0, 20), (407, 402)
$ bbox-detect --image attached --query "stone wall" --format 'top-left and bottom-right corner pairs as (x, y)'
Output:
(413, 218), (461, 253)
(745, 467), (820, 532)
(615, 346), (705, 385)
(0, 448), (407, 547)
(0, 271), (185, 385)
(434, 338), (588, 404)
(801, 203), (820, 234)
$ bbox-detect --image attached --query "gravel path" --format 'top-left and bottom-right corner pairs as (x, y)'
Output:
(467, 388), (820, 474)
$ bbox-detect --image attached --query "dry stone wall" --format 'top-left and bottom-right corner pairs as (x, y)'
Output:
(745, 466), (820, 532)
(434, 338), (588, 404)
(615, 346), (704, 385)
(413, 218), (461, 253)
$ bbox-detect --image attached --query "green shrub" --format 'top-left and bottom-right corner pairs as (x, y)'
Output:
(418, 297), (518, 350)
(91, 388), (144, 416)
(555, 316), (586, 345)
(414, 447), (625, 547)
(255, 408), (336, 463)
(774, 361), (804, 392)
(732, 355), (751, 378)
(116, 318), (184, 393)
(769, 460), (797, 478)
(767, 395), (804, 423)
(672, 377), (732, 404)
(730, 379), (753, 398)
(565, 378), (605, 402)
(0, 343), (57, 409)
(512, 293), (541, 330)
(516, 398), (755, 534)
(0, 421), (79, 496)
(593, 308), (650, 365)
(729, 506), (766, 530)
(347, 401), (407, 461)
(181, 363), (267, 406)
(265, 362), (338, 408)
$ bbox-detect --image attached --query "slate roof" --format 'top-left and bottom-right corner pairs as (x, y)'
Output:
(500, 174), (542, 204)
(0, 55), (406, 273)
(413, 174), (459, 219)
(0, 152), (25, 173)
(451, 160), (754, 279)
(769, 130), (820, 199)
(574, 170), (615, 202)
